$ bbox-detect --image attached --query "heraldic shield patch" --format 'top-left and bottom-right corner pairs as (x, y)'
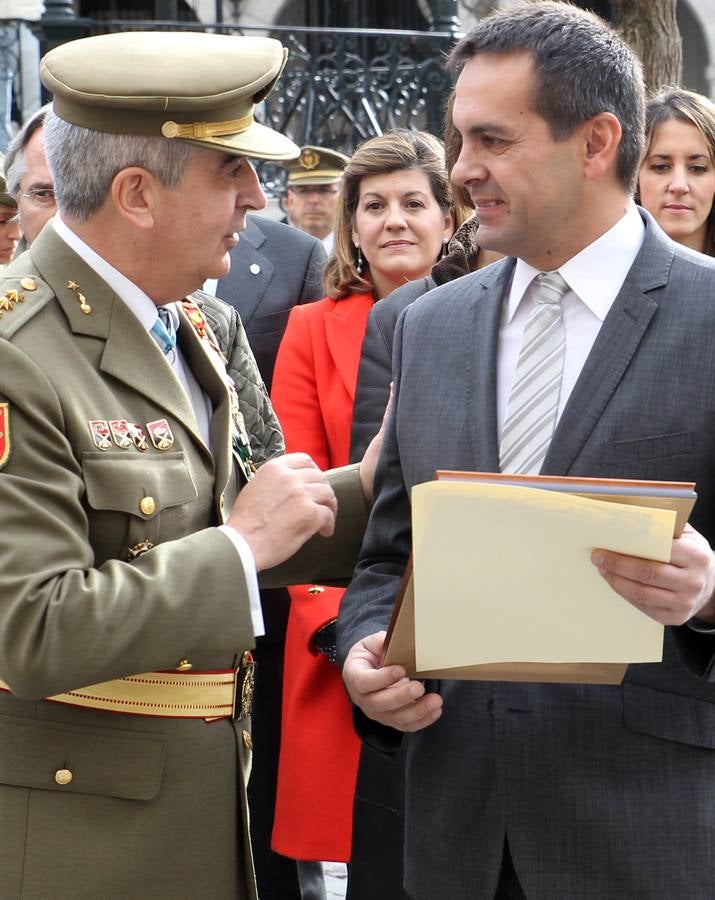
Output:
(0, 403), (10, 469)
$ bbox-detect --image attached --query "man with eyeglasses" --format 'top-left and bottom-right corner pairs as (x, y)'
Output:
(5, 103), (56, 251)
(281, 145), (349, 253)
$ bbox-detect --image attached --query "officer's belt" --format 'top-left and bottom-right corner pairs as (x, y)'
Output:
(0, 656), (255, 722)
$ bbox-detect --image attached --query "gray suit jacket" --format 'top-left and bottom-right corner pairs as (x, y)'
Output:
(215, 215), (326, 391)
(338, 211), (715, 900)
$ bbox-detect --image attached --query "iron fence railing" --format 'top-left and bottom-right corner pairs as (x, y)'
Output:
(2, 20), (459, 194)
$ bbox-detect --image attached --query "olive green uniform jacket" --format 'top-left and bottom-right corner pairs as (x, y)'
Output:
(0, 225), (367, 900)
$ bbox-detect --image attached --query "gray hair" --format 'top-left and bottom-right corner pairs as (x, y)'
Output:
(448, 0), (645, 193)
(5, 103), (52, 197)
(43, 110), (193, 222)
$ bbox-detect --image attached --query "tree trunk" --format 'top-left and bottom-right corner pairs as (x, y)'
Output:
(611, 0), (682, 93)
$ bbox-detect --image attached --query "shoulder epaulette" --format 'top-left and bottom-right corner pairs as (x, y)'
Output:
(0, 272), (54, 339)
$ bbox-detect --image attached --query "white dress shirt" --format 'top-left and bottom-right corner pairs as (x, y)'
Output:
(52, 215), (264, 636)
(497, 202), (645, 442)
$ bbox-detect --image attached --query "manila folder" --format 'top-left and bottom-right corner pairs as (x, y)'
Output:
(383, 481), (677, 683)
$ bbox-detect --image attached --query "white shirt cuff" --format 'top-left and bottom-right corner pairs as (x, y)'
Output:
(217, 525), (265, 637)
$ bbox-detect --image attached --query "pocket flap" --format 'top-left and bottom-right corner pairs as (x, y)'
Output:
(82, 451), (197, 518)
(623, 682), (715, 750)
(0, 716), (166, 800)
(603, 431), (692, 465)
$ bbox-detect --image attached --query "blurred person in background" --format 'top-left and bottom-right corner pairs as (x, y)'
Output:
(638, 87), (715, 256)
(5, 104), (55, 253)
(282, 145), (349, 253)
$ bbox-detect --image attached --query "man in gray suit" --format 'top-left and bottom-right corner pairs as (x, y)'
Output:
(338, 4), (715, 899)
(214, 215), (326, 391)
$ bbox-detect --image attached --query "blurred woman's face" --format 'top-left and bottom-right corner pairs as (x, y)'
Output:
(352, 168), (452, 299)
(638, 118), (715, 254)
(0, 204), (20, 264)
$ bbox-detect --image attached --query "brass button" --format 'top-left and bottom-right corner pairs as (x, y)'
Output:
(175, 658), (193, 672)
(139, 496), (156, 516)
(20, 277), (37, 291)
(55, 768), (73, 786)
(308, 585), (325, 595)
(242, 730), (253, 750)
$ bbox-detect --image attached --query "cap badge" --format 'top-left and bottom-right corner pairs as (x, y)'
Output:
(299, 148), (320, 170)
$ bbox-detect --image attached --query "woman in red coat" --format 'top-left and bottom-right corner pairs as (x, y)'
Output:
(270, 130), (455, 873)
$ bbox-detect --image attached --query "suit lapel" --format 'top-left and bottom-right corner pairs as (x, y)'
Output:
(217, 217), (273, 325)
(469, 262), (513, 472)
(324, 293), (375, 399)
(542, 213), (672, 475)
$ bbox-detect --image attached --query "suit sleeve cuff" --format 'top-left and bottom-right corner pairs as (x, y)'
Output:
(217, 525), (265, 637)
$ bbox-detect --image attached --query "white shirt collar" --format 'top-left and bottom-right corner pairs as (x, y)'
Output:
(52, 214), (180, 331)
(507, 202), (645, 322)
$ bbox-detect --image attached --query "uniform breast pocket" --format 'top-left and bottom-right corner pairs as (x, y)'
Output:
(81, 451), (198, 563)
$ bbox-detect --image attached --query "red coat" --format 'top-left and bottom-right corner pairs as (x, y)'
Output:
(270, 292), (375, 861)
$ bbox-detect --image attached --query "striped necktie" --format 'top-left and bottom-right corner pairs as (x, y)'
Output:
(150, 306), (177, 359)
(499, 271), (569, 475)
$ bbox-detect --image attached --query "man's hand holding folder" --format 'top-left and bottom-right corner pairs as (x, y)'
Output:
(342, 473), (715, 734)
(593, 523), (715, 626)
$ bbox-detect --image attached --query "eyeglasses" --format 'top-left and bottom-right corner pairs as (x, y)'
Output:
(20, 188), (56, 206)
(289, 185), (340, 195)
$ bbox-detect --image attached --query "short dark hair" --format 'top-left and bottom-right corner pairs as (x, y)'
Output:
(448, 0), (645, 192)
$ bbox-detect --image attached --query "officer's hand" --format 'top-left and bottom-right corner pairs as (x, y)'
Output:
(342, 631), (443, 732)
(227, 453), (337, 571)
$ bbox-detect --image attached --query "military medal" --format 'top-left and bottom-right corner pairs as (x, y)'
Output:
(108, 419), (134, 449)
(89, 420), (112, 451)
(181, 299), (256, 481)
(146, 419), (174, 450)
(0, 403), (10, 469)
(127, 422), (149, 452)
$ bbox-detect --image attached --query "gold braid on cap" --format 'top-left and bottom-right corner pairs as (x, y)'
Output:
(161, 111), (254, 140)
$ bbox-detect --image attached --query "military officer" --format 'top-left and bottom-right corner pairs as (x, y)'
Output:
(0, 31), (370, 900)
(282, 145), (349, 253)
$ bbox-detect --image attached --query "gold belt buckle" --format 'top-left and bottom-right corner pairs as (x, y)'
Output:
(233, 651), (256, 720)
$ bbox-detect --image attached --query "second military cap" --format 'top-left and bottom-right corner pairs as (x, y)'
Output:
(40, 31), (299, 161)
(285, 146), (350, 186)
